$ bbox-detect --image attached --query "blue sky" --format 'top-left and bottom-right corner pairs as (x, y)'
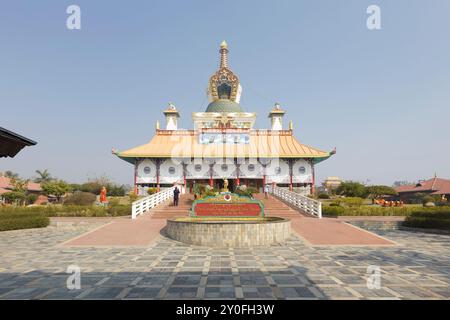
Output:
(1, 0), (449, 186)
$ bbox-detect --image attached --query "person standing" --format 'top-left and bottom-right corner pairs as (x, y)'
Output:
(173, 186), (180, 206)
(264, 184), (270, 199)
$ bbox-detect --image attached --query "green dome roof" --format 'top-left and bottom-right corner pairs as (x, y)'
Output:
(206, 99), (243, 113)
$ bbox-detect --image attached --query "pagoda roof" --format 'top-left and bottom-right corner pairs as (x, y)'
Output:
(115, 129), (333, 164)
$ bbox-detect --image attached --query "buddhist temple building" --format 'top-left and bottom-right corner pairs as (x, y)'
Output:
(114, 41), (335, 195)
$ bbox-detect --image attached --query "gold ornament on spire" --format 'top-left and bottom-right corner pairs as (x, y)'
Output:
(208, 41), (240, 102)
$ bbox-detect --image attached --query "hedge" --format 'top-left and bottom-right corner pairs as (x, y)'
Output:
(322, 205), (450, 217)
(0, 204), (132, 217)
(403, 217), (450, 231)
(0, 215), (50, 231)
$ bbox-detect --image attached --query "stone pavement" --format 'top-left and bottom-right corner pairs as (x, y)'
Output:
(0, 224), (449, 299)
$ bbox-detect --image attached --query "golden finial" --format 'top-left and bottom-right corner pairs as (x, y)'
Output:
(219, 40), (229, 68)
(289, 120), (293, 130)
(156, 120), (160, 130)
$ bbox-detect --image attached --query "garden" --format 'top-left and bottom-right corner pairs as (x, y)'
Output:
(0, 170), (133, 231)
(320, 181), (450, 231)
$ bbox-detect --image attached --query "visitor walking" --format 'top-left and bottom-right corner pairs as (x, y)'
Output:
(264, 184), (270, 199)
(173, 186), (180, 206)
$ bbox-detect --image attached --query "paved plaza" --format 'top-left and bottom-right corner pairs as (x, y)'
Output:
(0, 223), (449, 300)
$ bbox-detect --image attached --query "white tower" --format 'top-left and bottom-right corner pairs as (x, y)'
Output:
(268, 103), (285, 130)
(163, 102), (180, 130)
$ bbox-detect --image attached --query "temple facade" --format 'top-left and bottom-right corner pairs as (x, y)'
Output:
(114, 41), (334, 195)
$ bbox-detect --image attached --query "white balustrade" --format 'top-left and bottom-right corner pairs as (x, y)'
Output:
(132, 186), (176, 219)
(271, 186), (322, 218)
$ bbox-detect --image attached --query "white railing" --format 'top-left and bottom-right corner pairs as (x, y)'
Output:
(132, 186), (175, 219)
(271, 186), (322, 218)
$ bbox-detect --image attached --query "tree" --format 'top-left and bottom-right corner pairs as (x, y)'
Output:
(34, 169), (53, 183)
(1, 177), (28, 205)
(365, 185), (398, 204)
(393, 181), (412, 187)
(2, 191), (26, 204)
(41, 180), (70, 202)
(4, 171), (19, 179)
(336, 181), (368, 198)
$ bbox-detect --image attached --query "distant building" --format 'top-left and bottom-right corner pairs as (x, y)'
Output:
(395, 176), (450, 202)
(0, 127), (37, 158)
(322, 176), (342, 193)
(0, 175), (47, 204)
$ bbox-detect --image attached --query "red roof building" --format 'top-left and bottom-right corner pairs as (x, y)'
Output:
(0, 176), (42, 194)
(395, 176), (450, 201)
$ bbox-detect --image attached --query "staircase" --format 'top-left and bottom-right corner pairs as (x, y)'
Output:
(140, 194), (193, 220)
(253, 194), (309, 218)
(139, 193), (309, 220)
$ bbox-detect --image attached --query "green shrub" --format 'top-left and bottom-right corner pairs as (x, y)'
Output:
(322, 206), (345, 217)
(403, 217), (450, 231)
(332, 197), (364, 207)
(318, 193), (330, 199)
(106, 204), (131, 216)
(64, 192), (96, 205)
(0, 204), (132, 217)
(147, 187), (158, 195)
(26, 194), (38, 205)
(0, 215), (49, 231)
(322, 205), (450, 217)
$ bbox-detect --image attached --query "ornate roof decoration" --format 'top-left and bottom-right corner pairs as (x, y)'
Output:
(207, 41), (242, 105)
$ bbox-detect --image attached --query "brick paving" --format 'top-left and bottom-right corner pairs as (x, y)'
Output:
(0, 223), (449, 299)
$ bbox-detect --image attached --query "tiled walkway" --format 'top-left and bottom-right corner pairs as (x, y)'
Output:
(0, 224), (449, 299)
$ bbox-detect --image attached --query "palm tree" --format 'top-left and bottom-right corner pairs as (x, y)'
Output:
(34, 169), (52, 183)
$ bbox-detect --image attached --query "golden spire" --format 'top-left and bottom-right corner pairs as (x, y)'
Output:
(219, 40), (229, 69)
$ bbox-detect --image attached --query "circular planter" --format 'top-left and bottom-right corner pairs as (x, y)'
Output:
(165, 217), (291, 247)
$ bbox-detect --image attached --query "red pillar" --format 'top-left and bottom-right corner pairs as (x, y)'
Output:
(156, 159), (160, 192)
(289, 160), (293, 191)
(311, 161), (316, 195)
(134, 160), (138, 195)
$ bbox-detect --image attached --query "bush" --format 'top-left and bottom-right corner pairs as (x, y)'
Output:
(0, 214), (49, 231)
(64, 192), (97, 205)
(26, 194), (38, 205)
(106, 204), (131, 216)
(322, 205), (450, 217)
(318, 193), (330, 199)
(147, 187), (158, 195)
(332, 197), (364, 207)
(0, 204), (132, 217)
(322, 206), (345, 217)
(403, 210), (450, 231)
(128, 192), (138, 203)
